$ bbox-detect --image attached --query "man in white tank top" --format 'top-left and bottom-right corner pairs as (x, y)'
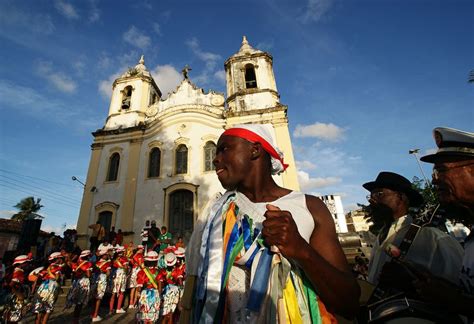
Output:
(182, 124), (360, 323)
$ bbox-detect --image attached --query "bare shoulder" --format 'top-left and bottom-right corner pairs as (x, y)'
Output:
(304, 194), (336, 230)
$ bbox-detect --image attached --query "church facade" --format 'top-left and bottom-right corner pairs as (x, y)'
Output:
(75, 37), (300, 247)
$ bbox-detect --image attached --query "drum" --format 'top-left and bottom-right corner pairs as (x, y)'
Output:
(368, 298), (464, 323)
(28, 266), (44, 282)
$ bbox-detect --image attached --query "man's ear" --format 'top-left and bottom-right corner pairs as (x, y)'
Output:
(250, 142), (263, 160)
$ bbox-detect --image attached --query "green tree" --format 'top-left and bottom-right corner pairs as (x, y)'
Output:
(411, 176), (438, 206)
(11, 196), (44, 221)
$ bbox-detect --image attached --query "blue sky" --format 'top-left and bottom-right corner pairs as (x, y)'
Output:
(0, 0), (473, 234)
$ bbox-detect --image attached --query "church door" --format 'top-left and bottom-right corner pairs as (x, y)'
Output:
(98, 211), (112, 235)
(169, 190), (194, 241)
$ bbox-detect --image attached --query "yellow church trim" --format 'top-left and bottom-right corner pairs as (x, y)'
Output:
(119, 139), (143, 239)
(76, 145), (103, 249)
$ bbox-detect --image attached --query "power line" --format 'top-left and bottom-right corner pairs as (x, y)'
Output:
(0, 174), (81, 205)
(0, 168), (79, 188)
(0, 181), (80, 209)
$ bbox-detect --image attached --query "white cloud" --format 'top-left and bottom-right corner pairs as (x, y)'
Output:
(0, 210), (15, 218)
(214, 70), (226, 83)
(42, 222), (76, 233)
(98, 52), (112, 69)
(36, 60), (77, 93)
(151, 65), (182, 98)
(98, 71), (121, 98)
(0, 79), (100, 131)
(153, 22), (162, 36)
(54, 0), (79, 19)
(256, 40), (274, 51)
(123, 26), (151, 50)
(424, 148), (437, 155)
(73, 58), (86, 77)
(185, 37), (221, 85)
(301, 0), (333, 23)
(293, 122), (345, 141)
(0, 7), (55, 35)
(297, 170), (341, 191)
(296, 160), (317, 170)
(88, 0), (100, 22)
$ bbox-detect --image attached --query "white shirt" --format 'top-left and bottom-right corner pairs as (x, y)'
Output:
(368, 215), (464, 285)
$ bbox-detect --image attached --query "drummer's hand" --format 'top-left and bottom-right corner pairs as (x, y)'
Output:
(262, 204), (307, 259)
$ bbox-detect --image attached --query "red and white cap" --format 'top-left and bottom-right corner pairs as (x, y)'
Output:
(80, 250), (91, 258)
(174, 247), (185, 258)
(222, 124), (289, 175)
(165, 252), (177, 266)
(137, 245), (144, 250)
(48, 252), (63, 261)
(144, 251), (159, 262)
(13, 255), (30, 265)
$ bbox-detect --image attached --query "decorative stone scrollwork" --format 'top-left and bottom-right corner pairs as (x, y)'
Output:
(145, 106), (158, 117)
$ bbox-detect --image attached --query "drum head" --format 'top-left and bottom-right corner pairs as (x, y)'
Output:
(369, 298), (463, 324)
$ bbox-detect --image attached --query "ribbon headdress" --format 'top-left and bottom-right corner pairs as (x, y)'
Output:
(222, 124), (289, 175)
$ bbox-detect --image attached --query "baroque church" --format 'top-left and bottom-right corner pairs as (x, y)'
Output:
(75, 37), (300, 247)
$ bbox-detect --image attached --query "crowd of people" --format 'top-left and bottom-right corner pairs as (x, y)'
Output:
(0, 234), (186, 324)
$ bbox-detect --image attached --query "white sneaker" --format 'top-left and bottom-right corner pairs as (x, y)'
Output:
(128, 304), (135, 309)
(116, 308), (126, 314)
(92, 316), (102, 322)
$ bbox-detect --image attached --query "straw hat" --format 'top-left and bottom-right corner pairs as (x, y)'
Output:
(165, 252), (177, 266)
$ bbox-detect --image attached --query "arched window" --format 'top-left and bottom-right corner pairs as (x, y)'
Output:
(204, 141), (216, 171)
(245, 64), (257, 89)
(148, 147), (161, 178)
(121, 86), (132, 109)
(107, 153), (120, 181)
(175, 144), (188, 174)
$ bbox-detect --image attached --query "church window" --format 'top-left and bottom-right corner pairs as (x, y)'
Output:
(245, 64), (257, 89)
(149, 92), (157, 106)
(148, 147), (161, 178)
(204, 141), (216, 171)
(107, 153), (120, 181)
(121, 86), (132, 109)
(175, 144), (188, 174)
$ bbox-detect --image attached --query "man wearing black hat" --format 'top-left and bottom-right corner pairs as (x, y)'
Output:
(364, 171), (463, 286)
(416, 127), (474, 319)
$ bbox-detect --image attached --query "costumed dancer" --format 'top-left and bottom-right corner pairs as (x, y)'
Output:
(136, 251), (161, 324)
(173, 247), (186, 323)
(65, 249), (93, 324)
(159, 253), (180, 324)
(3, 255), (31, 323)
(91, 249), (111, 322)
(33, 252), (63, 324)
(109, 245), (128, 314)
(128, 244), (144, 309)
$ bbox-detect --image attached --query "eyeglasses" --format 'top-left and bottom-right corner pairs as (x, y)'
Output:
(366, 191), (385, 202)
(432, 162), (474, 178)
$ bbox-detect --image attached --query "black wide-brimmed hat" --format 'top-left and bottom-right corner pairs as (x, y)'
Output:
(363, 171), (423, 207)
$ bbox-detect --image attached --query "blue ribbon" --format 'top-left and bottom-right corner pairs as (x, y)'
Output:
(247, 248), (273, 312)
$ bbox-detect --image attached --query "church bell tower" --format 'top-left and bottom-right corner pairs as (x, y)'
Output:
(105, 55), (161, 130)
(224, 36), (280, 112)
